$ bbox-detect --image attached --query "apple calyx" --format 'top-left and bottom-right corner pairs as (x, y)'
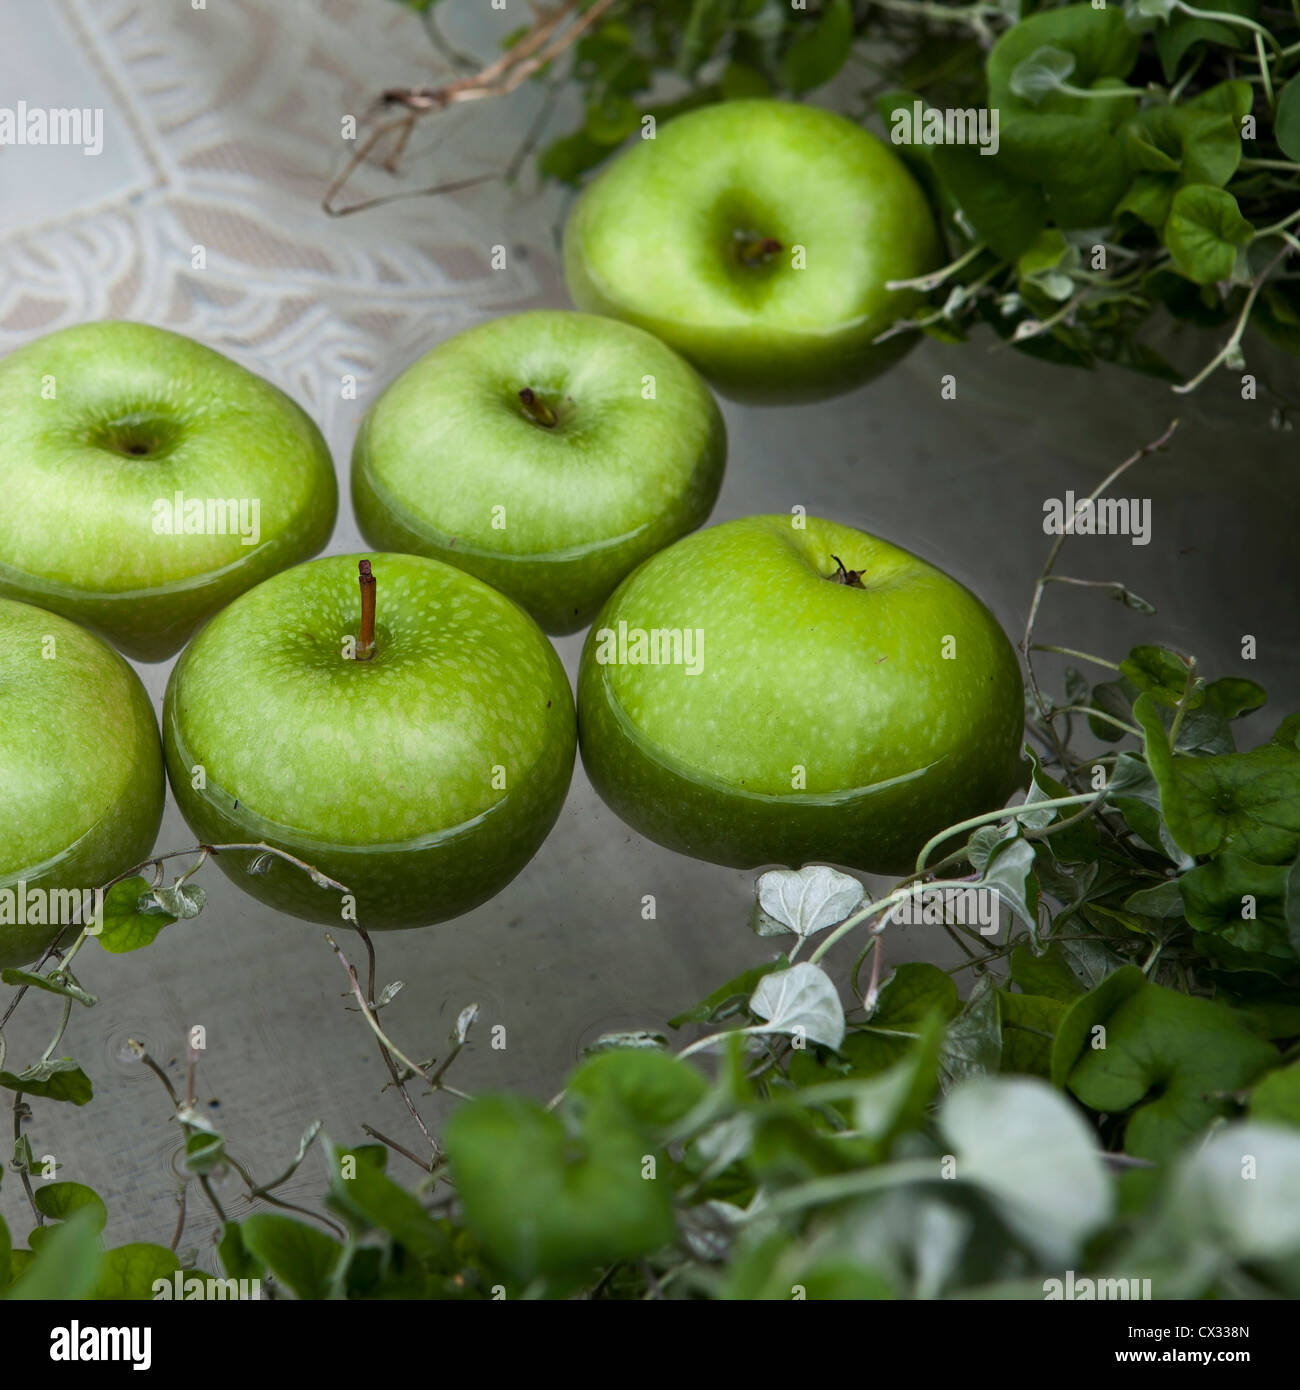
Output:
(356, 559), (377, 660)
(518, 387), (558, 429)
(734, 235), (783, 268)
(90, 412), (181, 460)
(827, 555), (866, 589)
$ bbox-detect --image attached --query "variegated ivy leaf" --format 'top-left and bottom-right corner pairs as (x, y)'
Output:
(754, 865), (867, 940)
(749, 963), (846, 1050)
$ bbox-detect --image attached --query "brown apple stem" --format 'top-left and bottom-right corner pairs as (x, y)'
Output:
(828, 555), (866, 589)
(357, 559), (376, 660)
(737, 236), (783, 267)
(518, 387), (557, 428)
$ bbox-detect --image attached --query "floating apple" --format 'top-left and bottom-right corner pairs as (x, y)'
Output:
(562, 99), (942, 404)
(352, 310), (727, 634)
(163, 553), (576, 929)
(0, 321), (338, 661)
(0, 599), (165, 969)
(577, 515), (1024, 875)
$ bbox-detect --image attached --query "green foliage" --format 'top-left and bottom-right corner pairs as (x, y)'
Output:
(413, 0), (1300, 393)
(5, 421), (1300, 1297)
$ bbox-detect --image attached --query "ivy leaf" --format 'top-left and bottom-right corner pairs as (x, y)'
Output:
(1123, 103), (1243, 192)
(150, 882), (205, 919)
(1166, 1124), (1300, 1261)
(1121, 644), (1198, 707)
(1154, 0), (1257, 79)
(238, 1213), (343, 1300)
(1010, 943), (1089, 1001)
(852, 1013), (946, 1152)
(1124, 879), (1185, 918)
(1203, 676), (1267, 721)
(443, 1093), (676, 1281)
(754, 864), (866, 939)
(669, 955), (789, 1027)
(33, 1182), (106, 1234)
(0, 969), (95, 1007)
(939, 975), (1002, 1088)
(1054, 969), (1277, 1161)
(999, 113), (1134, 227)
(1181, 853), (1295, 963)
(999, 991), (1069, 1076)
(323, 1139), (450, 1261)
(1277, 77), (1300, 163)
(183, 1131), (227, 1177)
(778, 0), (853, 93)
(967, 821), (1017, 870)
(842, 962), (961, 1076)
(94, 1244), (179, 1300)
(1138, 694), (1300, 863)
(96, 876), (177, 954)
(1090, 676), (1141, 742)
(930, 140), (1047, 260)
(940, 1076), (1112, 1264)
(217, 1221), (263, 1282)
(4, 1208), (103, 1299)
(750, 963), (845, 1050)
(988, 4), (1140, 117)
(1248, 1060), (1300, 1127)
(566, 1050), (707, 1133)
(0, 1058), (92, 1105)
(1008, 45), (1077, 103)
(1164, 185), (1254, 286)
(981, 835), (1040, 935)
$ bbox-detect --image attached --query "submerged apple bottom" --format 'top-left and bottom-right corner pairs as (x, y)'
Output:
(0, 539), (333, 665)
(576, 679), (1025, 878)
(562, 256), (925, 406)
(0, 791), (165, 969)
(351, 470), (679, 636)
(163, 725), (575, 930)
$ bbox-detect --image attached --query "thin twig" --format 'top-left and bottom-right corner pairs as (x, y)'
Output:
(358, 930), (441, 1161)
(362, 1124), (436, 1174)
(323, 0), (617, 215)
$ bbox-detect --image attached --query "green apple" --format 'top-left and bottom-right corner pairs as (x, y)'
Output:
(577, 515), (1024, 876)
(0, 321), (338, 661)
(0, 598), (165, 969)
(163, 552), (576, 929)
(562, 99), (943, 404)
(352, 310), (727, 634)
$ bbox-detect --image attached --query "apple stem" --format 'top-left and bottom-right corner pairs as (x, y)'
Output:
(736, 236), (783, 267)
(828, 555), (866, 589)
(357, 559), (376, 660)
(518, 387), (557, 428)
